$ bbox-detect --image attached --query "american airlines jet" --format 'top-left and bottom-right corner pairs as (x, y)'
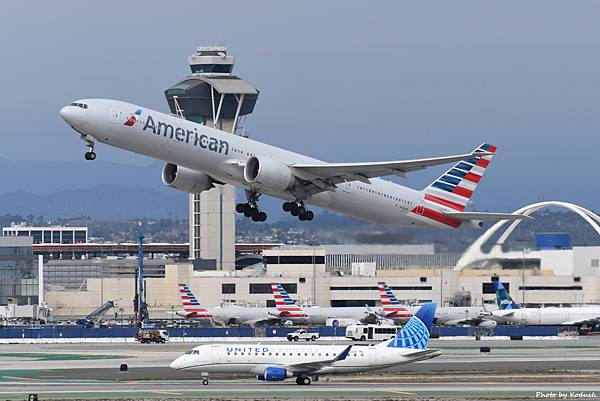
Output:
(176, 284), (280, 326)
(271, 283), (377, 325)
(170, 303), (440, 385)
(377, 282), (496, 327)
(60, 100), (526, 226)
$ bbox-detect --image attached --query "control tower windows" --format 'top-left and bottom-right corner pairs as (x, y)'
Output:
(190, 64), (233, 74)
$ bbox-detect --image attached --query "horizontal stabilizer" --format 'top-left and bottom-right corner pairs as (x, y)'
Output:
(443, 212), (531, 221)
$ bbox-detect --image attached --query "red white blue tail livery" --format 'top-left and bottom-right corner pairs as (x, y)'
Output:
(271, 283), (309, 321)
(377, 282), (412, 323)
(177, 283), (213, 319)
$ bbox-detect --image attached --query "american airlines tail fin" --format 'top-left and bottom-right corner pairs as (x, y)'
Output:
(271, 283), (308, 319)
(386, 302), (436, 350)
(419, 144), (529, 227)
(377, 282), (412, 319)
(494, 281), (520, 310)
(178, 283), (212, 317)
(423, 143), (496, 212)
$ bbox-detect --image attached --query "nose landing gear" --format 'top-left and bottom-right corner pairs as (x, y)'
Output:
(81, 134), (96, 161)
(283, 201), (314, 221)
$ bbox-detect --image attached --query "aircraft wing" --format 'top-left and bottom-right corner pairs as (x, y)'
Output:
(442, 212), (531, 221)
(291, 151), (492, 185)
(285, 345), (352, 374)
(561, 317), (600, 326)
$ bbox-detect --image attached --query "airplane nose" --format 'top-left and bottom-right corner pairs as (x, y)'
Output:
(169, 357), (182, 370)
(60, 105), (79, 126)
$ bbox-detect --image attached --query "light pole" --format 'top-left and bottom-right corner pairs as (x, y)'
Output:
(515, 237), (530, 307)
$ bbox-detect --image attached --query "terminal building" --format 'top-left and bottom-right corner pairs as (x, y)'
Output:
(2, 224), (88, 244)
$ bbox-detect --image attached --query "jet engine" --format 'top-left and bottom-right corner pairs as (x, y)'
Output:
(478, 319), (498, 328)
(162, 163), (214, 194)
(256, 367), (290, 381)
(244, 156), (295, 192)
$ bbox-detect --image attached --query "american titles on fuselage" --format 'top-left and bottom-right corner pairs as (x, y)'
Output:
(141, 114), (229, 155)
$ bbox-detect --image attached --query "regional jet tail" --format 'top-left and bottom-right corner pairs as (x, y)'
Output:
(177, 283), (213, 320)
(170, 303), (441, 385)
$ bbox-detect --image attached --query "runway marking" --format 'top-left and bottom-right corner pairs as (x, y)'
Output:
(389, 390), (417, 395)
(153, 390), (182, 396)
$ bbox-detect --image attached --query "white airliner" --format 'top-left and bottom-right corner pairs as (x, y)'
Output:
(176, 284), (281, 326)
(377, 282), (496, 327)
(170, 303), (440, 385)
(492, 282), (600, 326)
(271, 283), (377, 325)
(60, 100), (527, 226)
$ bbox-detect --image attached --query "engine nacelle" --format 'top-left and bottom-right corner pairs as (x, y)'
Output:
(478, 319), (498, 328)
(463, 220), (484, 229)
(244, 156), (294, 192)
(256, 367), (290, 381)
(162, 163), (213, 194)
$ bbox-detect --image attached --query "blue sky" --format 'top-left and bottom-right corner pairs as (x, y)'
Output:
(0, 1), (599, 211)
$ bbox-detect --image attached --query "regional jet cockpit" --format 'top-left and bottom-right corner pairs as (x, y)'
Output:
(69, 102), (88, 109)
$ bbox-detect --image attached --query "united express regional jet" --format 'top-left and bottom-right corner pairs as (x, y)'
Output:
(60, 99), (526, 227)
(170, 303), (440, 385)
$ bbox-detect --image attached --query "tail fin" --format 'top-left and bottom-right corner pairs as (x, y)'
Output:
(377, 282), (412, 318)
(178, 283), (210, 314)
(494, 281), (520, 310)
(387, 302), (436, 350)
(271, 283), (308, 318)
(423, 143), (496, 212)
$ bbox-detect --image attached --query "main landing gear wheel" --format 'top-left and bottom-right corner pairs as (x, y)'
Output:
(235, 192), (267, 223)
(202, 379), (209, 385)
(84, 151), (96, 161)
(296, 376), (311, 385)
(283, 201), (314, 221)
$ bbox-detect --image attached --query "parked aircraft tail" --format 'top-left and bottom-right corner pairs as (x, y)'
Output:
(493, 281), (520, 310)
(178, 283), (213, 318)
(385, 302), (436, 350)
(377, 282), (412, 319)
(271, 283), (308, 319)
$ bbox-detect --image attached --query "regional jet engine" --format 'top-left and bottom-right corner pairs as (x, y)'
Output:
(243, 156), (295, 192)
(162, 163), (214, 194)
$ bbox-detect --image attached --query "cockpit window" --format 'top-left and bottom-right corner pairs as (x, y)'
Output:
(185, 350), (193, 354)
(69, 103), (88, 109)
(192, 350), (199, 355)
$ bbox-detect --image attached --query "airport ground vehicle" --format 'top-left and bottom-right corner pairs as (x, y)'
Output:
(287, 329), (320, 341)
(346, 324), (399, 341)
(135, 329), (169, 343)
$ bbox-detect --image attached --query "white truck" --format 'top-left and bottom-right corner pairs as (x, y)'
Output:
(287, 329), (320, 341)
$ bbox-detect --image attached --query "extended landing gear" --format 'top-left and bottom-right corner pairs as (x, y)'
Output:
(283, 201), (314, 221)
(81, 134), (96, 161)
(296, 376), (312, 385)
(236, 192), (267, 222)
(201, 372), (209, 385)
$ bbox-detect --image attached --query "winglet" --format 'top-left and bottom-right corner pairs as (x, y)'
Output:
(334, 345), (353, 362)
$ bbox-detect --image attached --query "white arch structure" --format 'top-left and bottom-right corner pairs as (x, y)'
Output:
(454, 201), (600, 271)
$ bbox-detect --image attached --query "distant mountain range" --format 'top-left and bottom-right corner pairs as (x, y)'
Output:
(0, 185), (188, 220)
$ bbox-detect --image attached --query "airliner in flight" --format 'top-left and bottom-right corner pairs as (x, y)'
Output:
(170, 303), (440, 385)
(377, 282), (496, 327)
(60, 100), (526, 226)
(492, 282), (600, 326)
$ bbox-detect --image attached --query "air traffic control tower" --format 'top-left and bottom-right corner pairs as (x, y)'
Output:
(164, 46), (259, 270)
